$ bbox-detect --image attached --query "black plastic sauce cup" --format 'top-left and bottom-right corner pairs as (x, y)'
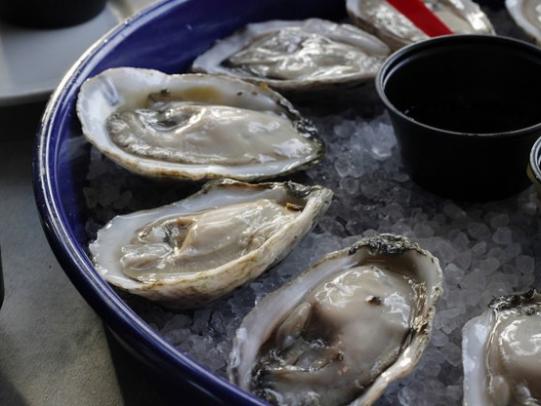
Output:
(377, 35), (541, 201)
(0, 0), (107, 28)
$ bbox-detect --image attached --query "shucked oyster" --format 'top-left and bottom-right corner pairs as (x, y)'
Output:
(506, 0), (541, 45)
(229, 234), (443, 405)
(192, 19), (390, 92)
(347, 0), (495, 50)
(90, 179), (332, 308)
(77, 68), (322, 181)
(462, 290), (541, 406)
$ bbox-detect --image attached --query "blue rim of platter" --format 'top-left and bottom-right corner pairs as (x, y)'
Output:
(32, 0), (278, 403)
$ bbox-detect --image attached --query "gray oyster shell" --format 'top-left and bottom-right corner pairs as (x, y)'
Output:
(229, 234), (443, 405)
(77, 68), (323, 181)
(506, 0), (541, 45)
(347, 0), (495, 50)
(90, 179), (333, 309)
(462, 290), (541, 405)
(192, 18), (390, 92)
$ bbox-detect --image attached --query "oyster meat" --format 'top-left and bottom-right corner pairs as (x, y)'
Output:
(90, 179), (332, 308)
(229, 234), (443, 405)
(347, 0), (495, 49)
(506, 0), (541, 44)
(77, 68), (322, 181)
(192, 19), (390, 92)
(462, 290), (541, 406)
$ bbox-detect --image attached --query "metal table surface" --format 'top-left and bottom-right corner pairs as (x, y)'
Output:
(0, 102), (203, 406)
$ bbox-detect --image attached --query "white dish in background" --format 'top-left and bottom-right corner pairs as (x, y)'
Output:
(0, 0), (156, 106)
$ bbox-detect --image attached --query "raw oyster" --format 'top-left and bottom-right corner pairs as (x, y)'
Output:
(347, 0), (495, 50)
(192, 19), (390, 92)
(77, 68), (322, 181)
(89, 179), (332, 309)
(229, 234), (443, 405)
(507, 0), (541, 44)
(462, 290), (541, 406)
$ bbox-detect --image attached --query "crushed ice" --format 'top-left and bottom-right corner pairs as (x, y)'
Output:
(84, 107), (541, 405)
(81, 6), (541, 406)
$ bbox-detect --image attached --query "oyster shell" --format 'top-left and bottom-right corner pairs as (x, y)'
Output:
(90, 179), (332, 309)
(192, 19), (390, 92)
(347, 0), (495, 50)
(462, 290), (541, 406)
(77, 68), (322, 181)
(506, 0), (541, 45)
(229, 234), (443, 406)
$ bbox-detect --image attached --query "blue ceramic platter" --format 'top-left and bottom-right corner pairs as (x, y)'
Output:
(33, 0), (344, 403)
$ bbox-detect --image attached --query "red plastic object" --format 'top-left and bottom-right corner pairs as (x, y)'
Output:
(386, 0), (453, 36)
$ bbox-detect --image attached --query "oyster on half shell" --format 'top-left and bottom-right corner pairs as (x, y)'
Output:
(192, 19), (390, 92)
(462, 290), (541, 406)
(90, 179), (332, 309)
(229, 234), (443, 406)
(347, 0), (495, 50)
(77, 68), (322, 181)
